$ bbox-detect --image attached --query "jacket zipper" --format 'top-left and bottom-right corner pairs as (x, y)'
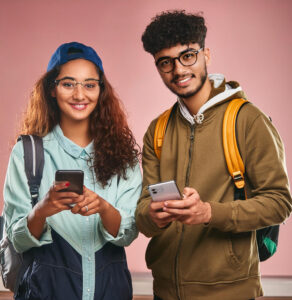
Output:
(175, 125), (195, 300)
(185, 126), (195, 186)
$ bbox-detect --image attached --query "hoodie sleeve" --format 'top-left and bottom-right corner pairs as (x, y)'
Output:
(209, 104), (292, 232)
(135, 119), (170, 237)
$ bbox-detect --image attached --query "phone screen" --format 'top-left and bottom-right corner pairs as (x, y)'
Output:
(148, 180), (182, 202)
(55, 170), (84, 195)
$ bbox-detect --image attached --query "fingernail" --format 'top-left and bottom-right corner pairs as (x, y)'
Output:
(65, 182), (70, 187)
(164, 202), (168, 206)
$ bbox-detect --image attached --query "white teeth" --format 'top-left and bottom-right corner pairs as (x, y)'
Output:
(73, 104), (86, 108)
(178, 77), (191, 83)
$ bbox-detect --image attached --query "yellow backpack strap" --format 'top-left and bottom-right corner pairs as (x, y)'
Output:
(222, 98), (248, 189)
(153, 104), (176, 160)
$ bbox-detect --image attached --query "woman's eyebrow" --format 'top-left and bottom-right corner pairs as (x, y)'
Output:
(57, 76), (75, 81)
(57, 76), (99, 81)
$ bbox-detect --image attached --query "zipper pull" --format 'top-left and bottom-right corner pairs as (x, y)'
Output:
(190, 126), (195, 140)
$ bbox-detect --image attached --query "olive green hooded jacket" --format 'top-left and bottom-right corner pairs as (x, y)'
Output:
(135, 74), (292, 300)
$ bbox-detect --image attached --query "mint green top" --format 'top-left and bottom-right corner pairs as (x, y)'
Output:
(3, 125), (142, 299)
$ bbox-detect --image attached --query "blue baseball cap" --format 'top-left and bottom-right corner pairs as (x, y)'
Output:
(47, 42), (104, 73)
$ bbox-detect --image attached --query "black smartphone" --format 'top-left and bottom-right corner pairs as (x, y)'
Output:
(55, 170), (84, 195)
(148, 180), (182, 202)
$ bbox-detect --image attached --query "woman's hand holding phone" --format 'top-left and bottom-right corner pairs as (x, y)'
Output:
(35, 181), (83, 219)
(71, 186), (121, 237)
(70, 186), (108, 216)
(27, 182), (83, 240)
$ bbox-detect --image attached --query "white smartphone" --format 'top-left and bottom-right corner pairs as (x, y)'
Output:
(148, 180), (182, 202)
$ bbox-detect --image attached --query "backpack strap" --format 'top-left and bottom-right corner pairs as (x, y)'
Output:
(222, 99), (248, 190)
(222, 99), (280, 261)
(17, 135), (44, 206)
(154, 103), (177, 160)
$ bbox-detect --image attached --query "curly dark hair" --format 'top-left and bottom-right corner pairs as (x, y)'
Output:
(19, 65), (140, 187)
(142, 10), (207, 55)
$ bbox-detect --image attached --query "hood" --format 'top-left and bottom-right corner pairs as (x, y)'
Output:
(178, 73), (246, 125)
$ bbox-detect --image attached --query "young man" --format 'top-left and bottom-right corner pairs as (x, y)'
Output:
(135, 10), (292, 300)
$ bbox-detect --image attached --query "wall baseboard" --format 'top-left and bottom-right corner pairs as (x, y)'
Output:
(131, 273), (292, 297)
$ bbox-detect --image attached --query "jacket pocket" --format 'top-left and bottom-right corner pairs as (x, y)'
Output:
(179, 229), (254, 283)
(224, 233), (242, 269)
(224, 231), (253, 270)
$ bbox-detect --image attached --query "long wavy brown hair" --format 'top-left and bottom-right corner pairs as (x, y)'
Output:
(19, 65), (140, 187)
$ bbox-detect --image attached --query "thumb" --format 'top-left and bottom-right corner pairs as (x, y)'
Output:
(183, 187), (197, 198)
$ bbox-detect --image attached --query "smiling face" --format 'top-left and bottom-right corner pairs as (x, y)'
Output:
(52, 59), (100, 127)
(154, 43), (210, 99)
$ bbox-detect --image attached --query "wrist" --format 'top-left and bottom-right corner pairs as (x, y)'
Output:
(204, 202), (212, 224)
(99, 198), (110, 217)
(33, 203), (47, 222)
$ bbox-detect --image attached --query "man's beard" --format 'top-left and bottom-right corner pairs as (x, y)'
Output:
(168, 65), (208, 99)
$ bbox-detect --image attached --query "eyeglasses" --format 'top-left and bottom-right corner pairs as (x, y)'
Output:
(54, 77), (101, 93)
(155, 48), (203, 73)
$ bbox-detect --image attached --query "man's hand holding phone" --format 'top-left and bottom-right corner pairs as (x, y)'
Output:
(149, 200), (180, 228)
(162, 187), (212, 225)
(148, 180), (182, 228)
(148, 181), (211, 227)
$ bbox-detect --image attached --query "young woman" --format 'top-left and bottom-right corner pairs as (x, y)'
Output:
(3, 42), (142, 300)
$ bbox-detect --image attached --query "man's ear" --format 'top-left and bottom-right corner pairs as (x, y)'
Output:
(204, 48), (211, 66)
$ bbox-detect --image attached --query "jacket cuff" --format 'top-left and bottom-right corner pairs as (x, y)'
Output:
(208, 201), (234, 231)
(11, 215), (53, 253)
(100, 209), (138, 246)
(135, 200), (168, 237)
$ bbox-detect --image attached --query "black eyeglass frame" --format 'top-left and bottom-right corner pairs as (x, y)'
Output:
(155, 48), (204, 73)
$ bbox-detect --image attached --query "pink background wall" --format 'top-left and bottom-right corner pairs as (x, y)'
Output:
(1, 0), (291, 276)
